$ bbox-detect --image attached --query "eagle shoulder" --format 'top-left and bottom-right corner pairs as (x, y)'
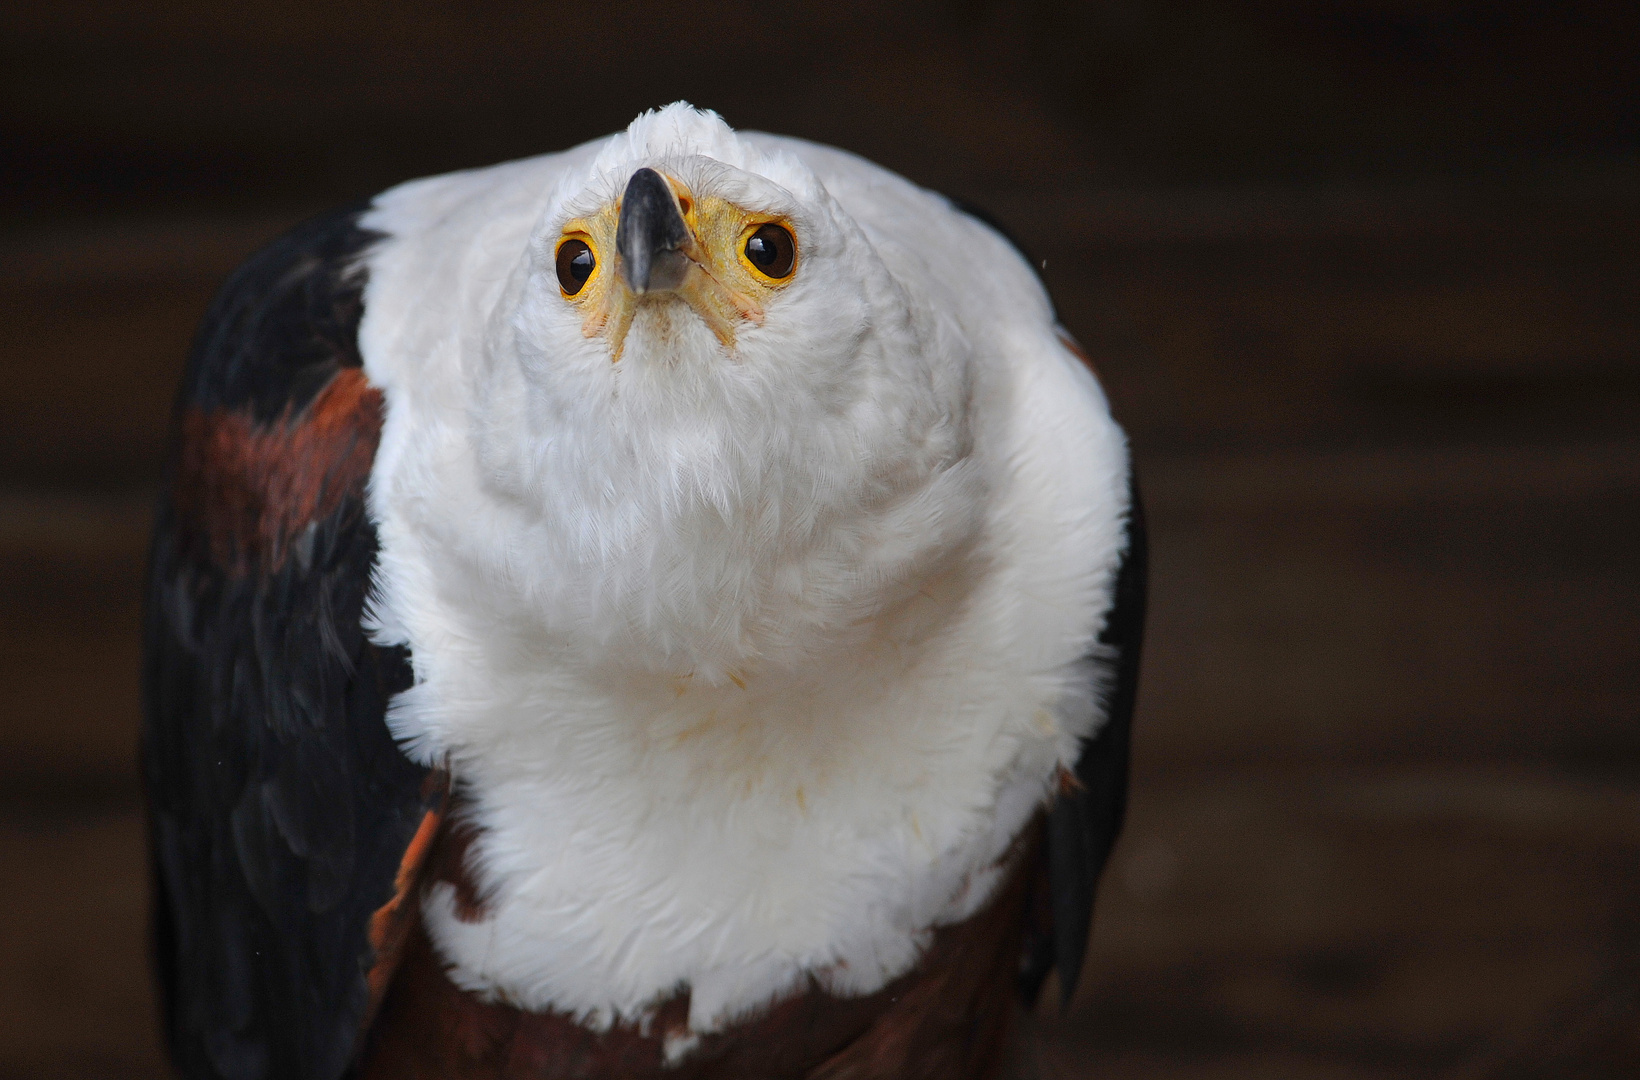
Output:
(143, 203), (441, 1080)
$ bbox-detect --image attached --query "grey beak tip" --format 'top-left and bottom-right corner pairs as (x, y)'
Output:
(626, 256), (651, 294)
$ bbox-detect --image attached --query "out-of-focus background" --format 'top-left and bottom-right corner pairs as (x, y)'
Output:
(2, 2), (1637, 1077)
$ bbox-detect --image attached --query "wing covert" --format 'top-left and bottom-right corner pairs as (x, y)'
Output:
(1020, 469), (1147, 1006)
(142, 204), (438, 1080)
(951, 198), (1147, 1009)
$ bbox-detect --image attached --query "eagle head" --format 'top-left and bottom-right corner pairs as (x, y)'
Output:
(463, 104), (985, 685)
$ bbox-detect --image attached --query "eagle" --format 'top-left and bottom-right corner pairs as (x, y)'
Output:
(143, 103), (1145, 1080)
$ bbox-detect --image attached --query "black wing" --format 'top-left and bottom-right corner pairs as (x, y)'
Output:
(142, 204), (439, 1080)
(948, 200), (1148, 1007)
(1020, 470), (1147, 1005)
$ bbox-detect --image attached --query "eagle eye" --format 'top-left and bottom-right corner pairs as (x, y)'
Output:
(743, 224), (796, 280)
(556, 238), (596, 296)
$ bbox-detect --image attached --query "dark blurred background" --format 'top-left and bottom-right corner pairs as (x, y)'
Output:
(3, 2), (1637, 1077)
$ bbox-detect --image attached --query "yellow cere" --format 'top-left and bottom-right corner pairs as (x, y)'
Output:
(554, 174), (798, 360)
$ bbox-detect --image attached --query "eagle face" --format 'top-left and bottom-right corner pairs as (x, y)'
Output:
(468, 110), (984, 684)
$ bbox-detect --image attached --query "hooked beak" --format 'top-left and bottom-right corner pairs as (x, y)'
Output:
(584, 167), (765, 360)
(617, 168), (692, 294)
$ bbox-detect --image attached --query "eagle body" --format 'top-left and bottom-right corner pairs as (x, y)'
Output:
(144, 105), (1144, 1080)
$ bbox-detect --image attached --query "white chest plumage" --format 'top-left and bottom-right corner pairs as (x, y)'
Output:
(355, 105), (1129, 1035)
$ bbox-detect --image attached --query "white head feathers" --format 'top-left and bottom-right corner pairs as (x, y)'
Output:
(465, 103), (984, 684)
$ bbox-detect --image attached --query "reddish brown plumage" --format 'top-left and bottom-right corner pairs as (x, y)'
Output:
(1055, 330), (1096, 377)
(358, 822), (1042, 1080)
(174, 367), (385, 572)
(422, 801), (496, 926)
(1055, 765), (1084, 796)
(364, 770), (452, 1034)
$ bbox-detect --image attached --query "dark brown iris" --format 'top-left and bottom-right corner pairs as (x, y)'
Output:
(556, 239), (595, 295)
(744, 223), (796, 279)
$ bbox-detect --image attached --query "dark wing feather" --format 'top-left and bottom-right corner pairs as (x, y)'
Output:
(949, 200), (1147, 1007)
(142, 204), (438, 1080)
(1051, 474), (1145, 1002)
(1017, 473), (1146, 1005)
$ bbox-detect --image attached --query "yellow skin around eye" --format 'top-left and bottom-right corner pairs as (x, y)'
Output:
(555, 176), (797, 360)
(555, 231), (600, 299)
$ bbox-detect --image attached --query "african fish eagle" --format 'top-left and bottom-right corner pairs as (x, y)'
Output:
(143, 103), (1144, 1080)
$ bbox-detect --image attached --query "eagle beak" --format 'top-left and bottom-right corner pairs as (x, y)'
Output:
(617, 168), (692, 294)
(593, 167), (763, 359)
